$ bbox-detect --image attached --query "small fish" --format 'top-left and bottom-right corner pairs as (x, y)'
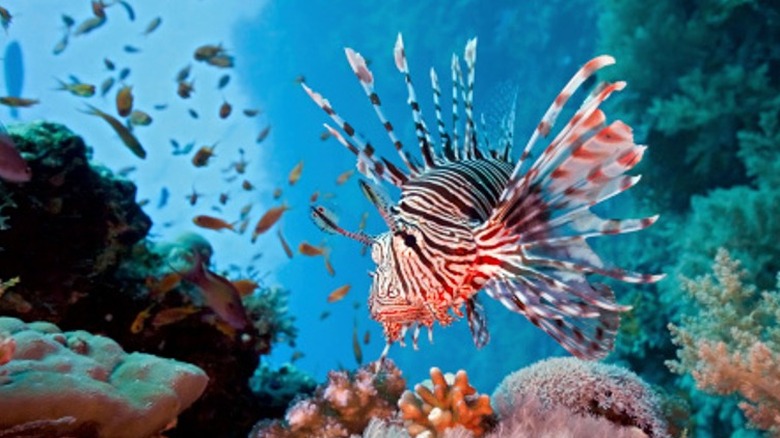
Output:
(0, 7), (12, 32)
(157, 187), (169, 209)
(207, 54), (234, 68)
(178, 80), (195, 99)
(115, 85), (134, 117)
(83, 104), (146, 158)
(0, 97), (38, 108)
(240, 203), (253, 219)
(319, 130), (332, 141)
(218, 192), (229, 205)
(74, 16), (106, 36)
(151, 305), (200, 329)
(0, 133), (32, 183)
(232, 149), (248, 174)
(231, 279), (258, 297)
(130, 304), (154, 333)
(117, 0), (136, 21)
(243, 108), (261, 117)
(117, 165), (137, 177)
(363, 330), (370, 345)
(238, 218), (250, 235)
(186, 187), (202, 205)
(219, 100), (232, 119)
(352, 321), (363, 365)
(324, 255), (336, 276)
(128, 110), (152, 126)
(143, 17), (162, 35)
(298, 241), (326, 257)
(194, 44), (224, 61)
(192, 215), (234, 231)
(192, 143), (216, 167)
(91, 1), (106, 18)
(188, 108), (199, 119)
(147, 272), (181, 298)
(294, 75), (306, 84)
(241, 180), (253, 191)
(123, 45), (141, 54)
(176, 64), (192, 82)
(56, 79), (96, 97)
(256, 125), (271, 143)
(327, 284), (351, 303)
(180, 251), (250, 330)
(288, 161), (303, 185)
(251, 203), (289, 242)
(104, 58), (116, 71)
(217, 74), (231, 89)
(62, 14), (75, 29)
(272, 187), (282, 199)
(53, 35), (69, 55)
(277, 228), (293, 259)
(336, 169), (354, 185)
(137, 198), (150, 207)
(100, 77), (115, 97)
(319, 310), (331, 320)
(310, 191), (319, 203)
(118, 67), (131, 81)
(290, 351), (304, 362)
(153, 103), (168, 110)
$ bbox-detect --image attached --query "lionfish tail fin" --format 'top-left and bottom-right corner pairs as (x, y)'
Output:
(482, 276), (621, 359)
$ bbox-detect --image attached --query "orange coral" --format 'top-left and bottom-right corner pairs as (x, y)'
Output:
(399, 367), (495, 437)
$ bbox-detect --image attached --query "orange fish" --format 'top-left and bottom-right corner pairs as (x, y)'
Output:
(219, 100), (232, 119)
(151, 305), (200, 329)
(336, 169), (354, 185)
(251, 203), (289, 242)
(298, 241), (326, 256)
(192, 143), (217, 167)
(327, 284), (350, 303)
(83, 105), (146, 159)
(146, 272), (182, 298)
(115, 85), (134, 117)
(130, 304), (154, 334)
(277, 228), (293, 259)
(310, 191), (319, 203)
(193, 215), (234, 231)
(288, 161), (303, 185)
(231, 279), (258, 297)
(324, 255), (336, 277)
(177, 80), (195, 98)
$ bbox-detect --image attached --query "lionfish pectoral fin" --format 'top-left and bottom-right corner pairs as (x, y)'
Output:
(481, 275), (620, 360)
(465, 296), (489, 348)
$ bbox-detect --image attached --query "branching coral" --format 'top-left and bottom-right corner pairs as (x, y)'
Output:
(667, 248), (780, 434)
(399, 367), (495, 437)
(492, 357), (669, 438)
(251, 359), (406, 438)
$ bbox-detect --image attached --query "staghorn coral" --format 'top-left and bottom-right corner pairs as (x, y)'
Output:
(492, 357), (669, 438)
(0, 316), (207, 438)
(250, 359), (407, 438)
(398, 367), (495, 437)
(667, 248), (780, 434)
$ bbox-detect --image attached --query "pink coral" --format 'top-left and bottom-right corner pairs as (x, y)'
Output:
(492, 357), (669, 438)
(251, 359), (406, 438)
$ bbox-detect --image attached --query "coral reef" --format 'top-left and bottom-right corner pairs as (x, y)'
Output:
(667, 249), (780, 434)
(250, 361), (317, 415)
(0, 316), (207, 438)
(492, 357), (669, 438)
(0, 122), (299, 436)
(398, 367), (495, 437)
(250, 359), (407, 437)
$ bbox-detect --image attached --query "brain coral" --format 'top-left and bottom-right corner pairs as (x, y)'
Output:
(0, 316), (208, 438)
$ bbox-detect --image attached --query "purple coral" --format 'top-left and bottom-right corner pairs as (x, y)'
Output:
(492, 357), (669, 438)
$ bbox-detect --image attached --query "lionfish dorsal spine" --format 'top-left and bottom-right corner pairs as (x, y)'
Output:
(345, 46), (421, 177)
(462, 37), (481, 160)
(429, 67), (455, 162)
(393, 33), (438, 170)
(451, 53), (462, 159)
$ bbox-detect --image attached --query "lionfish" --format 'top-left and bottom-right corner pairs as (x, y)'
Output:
(303, 34), (663, 360)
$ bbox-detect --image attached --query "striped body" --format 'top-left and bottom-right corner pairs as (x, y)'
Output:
(304, 34), (663, 360)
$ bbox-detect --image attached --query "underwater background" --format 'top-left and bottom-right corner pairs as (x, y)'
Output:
(0, 0), (778, 437)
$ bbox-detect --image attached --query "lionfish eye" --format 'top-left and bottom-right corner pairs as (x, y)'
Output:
(403, 233), (417, 247)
